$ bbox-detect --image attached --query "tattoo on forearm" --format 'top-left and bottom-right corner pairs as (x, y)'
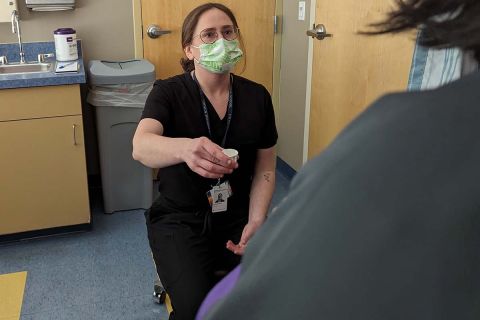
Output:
(263, 173), (271, 182)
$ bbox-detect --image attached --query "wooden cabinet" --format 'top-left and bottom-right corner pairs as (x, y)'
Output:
(0, 85), (90, 237)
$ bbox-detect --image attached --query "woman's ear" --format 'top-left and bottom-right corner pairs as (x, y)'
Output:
(184, 45), (194, 60)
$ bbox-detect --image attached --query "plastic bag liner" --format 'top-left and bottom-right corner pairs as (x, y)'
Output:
(87, 82), (153, 108)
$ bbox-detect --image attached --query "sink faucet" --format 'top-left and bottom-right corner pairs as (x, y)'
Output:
(11, 10), (25, 64)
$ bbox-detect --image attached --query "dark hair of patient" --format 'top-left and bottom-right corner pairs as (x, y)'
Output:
(366, 0), (480, 61)
(180, 3), (243, 72)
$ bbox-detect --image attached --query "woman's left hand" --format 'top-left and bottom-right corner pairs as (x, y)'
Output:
(226, 220), (263, 256)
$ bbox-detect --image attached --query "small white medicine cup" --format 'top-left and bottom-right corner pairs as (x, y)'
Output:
(222, 148), (239, 162)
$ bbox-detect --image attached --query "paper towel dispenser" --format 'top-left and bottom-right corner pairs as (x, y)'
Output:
(25, 0), (75, 11)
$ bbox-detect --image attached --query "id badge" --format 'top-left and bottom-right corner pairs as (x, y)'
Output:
(211, 185), (228, 213)
(218, 181), (232, 197)
(206, 180), (232, 212)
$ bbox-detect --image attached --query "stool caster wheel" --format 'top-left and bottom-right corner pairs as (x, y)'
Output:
(153, 284), (166, 304)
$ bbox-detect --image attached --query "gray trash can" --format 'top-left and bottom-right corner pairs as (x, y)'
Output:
(87, 60), (155, 213)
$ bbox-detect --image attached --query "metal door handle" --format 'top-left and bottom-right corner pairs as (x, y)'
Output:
(306, 24), (332, 40)
(147, 25), (172, 39)
(72, 124), (77, 146)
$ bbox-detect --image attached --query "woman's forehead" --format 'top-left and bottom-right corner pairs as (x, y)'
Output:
(195, 8), (234, 31)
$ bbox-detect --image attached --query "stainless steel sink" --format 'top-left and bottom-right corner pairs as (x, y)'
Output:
(0, 62), (53, 75)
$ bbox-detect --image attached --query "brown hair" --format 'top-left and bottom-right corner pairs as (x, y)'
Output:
(180, 2), (246, 72)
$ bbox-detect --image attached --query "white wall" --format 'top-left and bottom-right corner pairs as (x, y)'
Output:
(0, 0), (135, 63)
(276, 0), (312, 171)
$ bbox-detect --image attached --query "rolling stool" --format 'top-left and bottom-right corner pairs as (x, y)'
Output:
(152, 270), (228, 306)
(151, 249), (167, 305)
(153, 276), (167, 304)
(153, 276), (173, 315)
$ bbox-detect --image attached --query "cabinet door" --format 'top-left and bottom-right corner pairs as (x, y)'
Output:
(0, 115), (90, 235)
(0, 85), (82, 121)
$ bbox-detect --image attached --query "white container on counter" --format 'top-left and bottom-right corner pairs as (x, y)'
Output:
(54, 28), (78, 61)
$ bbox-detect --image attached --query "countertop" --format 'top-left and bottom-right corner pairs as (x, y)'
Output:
(0, 41), (86, 90)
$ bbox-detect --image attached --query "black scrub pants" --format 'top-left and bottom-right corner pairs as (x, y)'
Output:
(145, 195), (247, 320)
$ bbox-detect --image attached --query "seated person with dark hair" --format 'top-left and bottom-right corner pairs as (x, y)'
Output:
(197, 0), (480, 319)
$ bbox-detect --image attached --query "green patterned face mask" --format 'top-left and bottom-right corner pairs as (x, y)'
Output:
(192, 39), (243, 74)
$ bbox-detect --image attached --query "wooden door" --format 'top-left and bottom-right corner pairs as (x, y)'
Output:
(308, 0), (415, 158)
(0, 115), (90, 235)
(140, 0), (275, 93)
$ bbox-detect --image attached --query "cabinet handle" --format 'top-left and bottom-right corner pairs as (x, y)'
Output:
(72, 124), (77, 146)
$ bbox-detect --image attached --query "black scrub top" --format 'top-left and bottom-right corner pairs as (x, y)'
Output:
(142, 72), (278, 211)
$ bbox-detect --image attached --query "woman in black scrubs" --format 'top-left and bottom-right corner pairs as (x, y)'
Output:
(132, 3), (278, 319)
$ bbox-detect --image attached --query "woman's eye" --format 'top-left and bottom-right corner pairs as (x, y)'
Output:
(204, 31), (216, 38)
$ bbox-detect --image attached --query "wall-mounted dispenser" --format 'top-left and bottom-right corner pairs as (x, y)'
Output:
(25, 0), (75, 11)
(0, 0), (18, 23)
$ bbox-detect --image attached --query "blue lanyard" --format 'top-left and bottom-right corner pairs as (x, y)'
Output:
(193, 72), (233, 148)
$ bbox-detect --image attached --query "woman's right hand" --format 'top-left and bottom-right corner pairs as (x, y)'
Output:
(182, 137), (238, 179)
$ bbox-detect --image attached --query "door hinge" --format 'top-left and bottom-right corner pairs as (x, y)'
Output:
(273, 15), (280, 34)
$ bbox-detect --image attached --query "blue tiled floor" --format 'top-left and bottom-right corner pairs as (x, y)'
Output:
(0, 169), (291, 319)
